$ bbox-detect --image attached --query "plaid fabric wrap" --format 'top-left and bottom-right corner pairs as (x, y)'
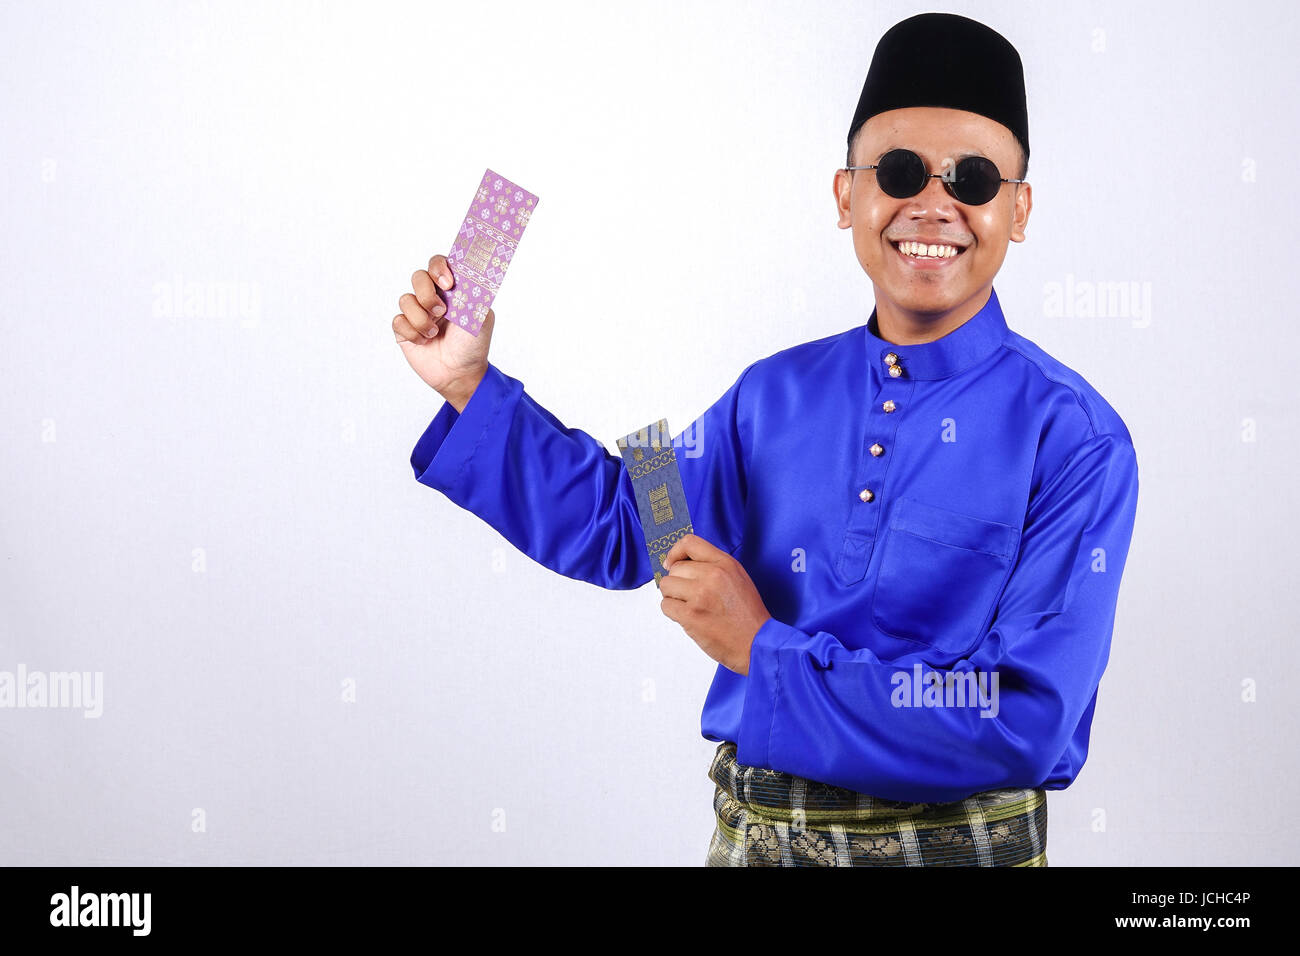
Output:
(706, 742), (1048, 867)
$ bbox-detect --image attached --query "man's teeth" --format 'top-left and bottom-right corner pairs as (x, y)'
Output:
(896, 241), (961, 258)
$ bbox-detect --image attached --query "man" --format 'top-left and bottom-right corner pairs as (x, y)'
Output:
(392, 13), (1139, 867)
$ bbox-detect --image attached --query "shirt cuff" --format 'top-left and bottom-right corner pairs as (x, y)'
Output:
(736, 616), (802, 770)
(409, 363), (518, 496)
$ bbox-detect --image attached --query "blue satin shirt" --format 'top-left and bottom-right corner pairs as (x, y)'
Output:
(410, 287), (1140, 803)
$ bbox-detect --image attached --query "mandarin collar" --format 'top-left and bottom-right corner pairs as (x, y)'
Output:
(864, 287), (1010, 381)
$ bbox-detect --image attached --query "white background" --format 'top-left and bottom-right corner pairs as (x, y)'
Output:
(2, 0), (1297, 864)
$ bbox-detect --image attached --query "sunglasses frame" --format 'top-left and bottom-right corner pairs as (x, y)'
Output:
(845, 148), (1026, 206)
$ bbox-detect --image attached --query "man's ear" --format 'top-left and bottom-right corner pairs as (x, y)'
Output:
(1009, 182), (1032, 242)
(834, 168), (853, 229)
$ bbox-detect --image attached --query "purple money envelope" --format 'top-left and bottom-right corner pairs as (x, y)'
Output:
(438, 168), (539, 336)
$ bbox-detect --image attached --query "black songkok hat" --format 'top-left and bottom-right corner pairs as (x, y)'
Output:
(847, 13), (1029, 167)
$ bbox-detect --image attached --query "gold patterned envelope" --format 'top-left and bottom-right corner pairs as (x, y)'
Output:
(439, 168), (539, 336)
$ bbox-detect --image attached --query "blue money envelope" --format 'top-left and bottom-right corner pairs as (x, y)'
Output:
(616, 418), (693, 590)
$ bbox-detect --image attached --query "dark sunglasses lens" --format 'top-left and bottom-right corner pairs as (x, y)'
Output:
(951, 156), (1001, 205)
(876, 149), (926, 198)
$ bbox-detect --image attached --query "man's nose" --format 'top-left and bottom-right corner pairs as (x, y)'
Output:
(907, 174), (958, 218)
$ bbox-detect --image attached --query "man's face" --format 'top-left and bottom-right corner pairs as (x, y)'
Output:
(833, 107), (1031, 335)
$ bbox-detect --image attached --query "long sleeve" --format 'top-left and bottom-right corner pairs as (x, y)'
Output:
(410, 360), (756, 590)
(736, 431), (1140, 803)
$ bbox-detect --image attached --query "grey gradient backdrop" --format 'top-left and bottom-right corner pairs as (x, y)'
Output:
(2, 0), (1297, 865)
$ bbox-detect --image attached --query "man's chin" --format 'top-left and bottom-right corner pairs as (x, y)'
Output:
(881, 284), (968, 318)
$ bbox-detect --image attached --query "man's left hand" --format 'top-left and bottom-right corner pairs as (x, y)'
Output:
(658, 533), (772, 676)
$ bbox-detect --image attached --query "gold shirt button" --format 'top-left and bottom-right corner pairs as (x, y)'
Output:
(884, 352), (898, 365)
(858, 488), (875, 502)
(888, 364), (904, 378)
(869, 443), (884, 457)
(882, 399), (896, 413)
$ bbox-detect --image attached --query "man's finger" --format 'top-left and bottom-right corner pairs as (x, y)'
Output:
(659, 595), (687, 625)
(658, 573), (694, 603)
(399, 292), (441, 339)
(393, 312), (432, 343)
(663, 533), (724, 569)
(411, 269), (442, 311)
(660, 553), (705, 582)
(427, 255), (455, 290)
(661, 535), (690, 568)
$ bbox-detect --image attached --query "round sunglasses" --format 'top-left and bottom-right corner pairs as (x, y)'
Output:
(845, 148), (1025, 206)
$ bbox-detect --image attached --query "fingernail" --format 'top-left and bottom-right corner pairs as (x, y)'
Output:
(432, 303), (446, 317)
(422, 327), (436, 339)
(438, 274), (452, 290)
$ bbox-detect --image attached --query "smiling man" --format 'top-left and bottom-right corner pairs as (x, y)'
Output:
(843, 103), (1029, 344)
(397, 12), (1139, 867)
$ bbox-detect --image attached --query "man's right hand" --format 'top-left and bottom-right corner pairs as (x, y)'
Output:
(393, 254), (493, 411)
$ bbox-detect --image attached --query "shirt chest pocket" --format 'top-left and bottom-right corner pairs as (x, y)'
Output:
(870, 497), (1020, 657)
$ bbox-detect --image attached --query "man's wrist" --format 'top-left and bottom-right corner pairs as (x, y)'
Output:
(439, 367), (487, 414)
